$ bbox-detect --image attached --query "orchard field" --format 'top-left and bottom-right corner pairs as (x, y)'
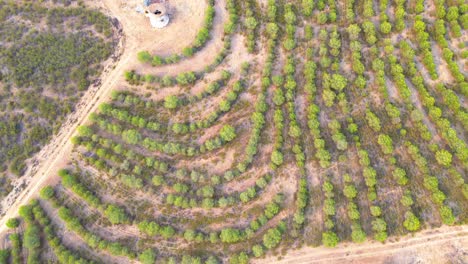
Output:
(0, 0), (467, 263)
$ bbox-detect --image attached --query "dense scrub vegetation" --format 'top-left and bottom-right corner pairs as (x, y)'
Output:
(0, 0), (117, 187)
(2, 0), (467, 263)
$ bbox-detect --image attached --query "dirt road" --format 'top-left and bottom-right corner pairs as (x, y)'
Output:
(255, 226), (468, 263)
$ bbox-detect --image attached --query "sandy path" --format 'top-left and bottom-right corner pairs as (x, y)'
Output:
(255, 226), (468, 264)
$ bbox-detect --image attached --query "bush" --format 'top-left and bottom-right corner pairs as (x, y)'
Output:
(139, 249), (157, 264)
(40, 186), (55, 200)
(5, 218), (19, 229)
(220, 228), (241, 243)
(435, 150), (452, 167)
(322, 231), (339, 247)
(263, 228), (282, 249)
(104, 205), (128, 225)
(271, 150), (284, 166)
(377, 134), (393, 154)
(164, 95), (179, 109)
(403, 212), (421, 231)
(137, 51), (152, 63)
(220, 125), (236, 142)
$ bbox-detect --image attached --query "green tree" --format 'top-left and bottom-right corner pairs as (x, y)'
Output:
(347, 24), (361, 40)
(403, 212), (421, 231)
(184, 230), (196, 241)
(377, 134), (393, 154)
(139, 248), (156, 264)
(271, 150), (284, 166)
(366, 111), (381, 132)
(435, 150), (452, 167)
(122, 129), (141, 144)
(263, 228), (282, 249)
(380, 21), (392, 34)
(322, 231), (339, 247)
(265, 202), (280, 219)
(164, 95), (179, 109)
(392, 168), (408, 186)
(220, 228), (241, 243)
(6, 218), (19, 229)
(252, 244), (264, 257)
(330, 74), (347, 91)
(39, 186), (55, 200)
(160, 226), (175, 239)
(104, 205), (128, 225)
(77, 125), (93, 137)
(18, 205), (33, 222)
(137, 51), (152, 63)
(245, 17), (258, 30)
(24, 225), (40, 249)
(351, 226), (366, 243)
(343, 185), (357, 199)
(220, 125), (236, 142)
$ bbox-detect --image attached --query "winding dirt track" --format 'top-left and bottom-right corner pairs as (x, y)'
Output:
(256, 226), (468, 263)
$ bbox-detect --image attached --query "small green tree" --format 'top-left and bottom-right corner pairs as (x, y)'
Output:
(403, 212), (421, 231)
(122, 129), (142, 145)
(184, 230), (196, 241)
(164, 95), (179, 109)
(137, 51), (152, 63)
(139, 248), (156, 264)
(24, 225), (40, 249)
(343, 185), (357, 199)
(330, 74), (347, 91)
(104, 205), (128, 225)
(252, 244), (264, 257)
(377, 134), (393, 154)
(263, 228), (282, 249)
(5, 218), (19, 229)
(245, 17), (258, 30)
(220, 125), (236, 142)
(39, 186), (55, 200)
(160, 226), (175, 239)
(322, 231), (339, 247)
(271, 150), (284, 166)
(380, 21), (392, 34)
(435, 150), (452, 167)
(220, 228), (241, 243)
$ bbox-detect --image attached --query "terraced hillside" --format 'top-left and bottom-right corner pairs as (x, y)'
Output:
(0, 0), (467, 263)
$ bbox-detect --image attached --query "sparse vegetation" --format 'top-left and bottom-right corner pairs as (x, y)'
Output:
(1, 0), (467, 263)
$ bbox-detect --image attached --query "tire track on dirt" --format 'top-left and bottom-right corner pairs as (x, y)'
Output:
(255, 226), (468, 264)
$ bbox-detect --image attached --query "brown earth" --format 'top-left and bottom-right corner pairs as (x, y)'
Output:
(0, 1), (466, 264)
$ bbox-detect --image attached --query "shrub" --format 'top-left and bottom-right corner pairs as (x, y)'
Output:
(403, 212), (421, 231)
(220, 125), (236, 142)
(263, 228), (282, 249)
(435, 150), (452, 167)
(164, 95), (179, 109)
(6, 218), (19, 229)
(40, 186), (55, 200)
(377, 134), (393, 154)
(220, 228), (241, 243)
(137, 51), (152, 63)
(104, 205), (128, 225)
(139, 249), (157, 264)
(271, 150), (284, 166)
(322, 231), (339, 247)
